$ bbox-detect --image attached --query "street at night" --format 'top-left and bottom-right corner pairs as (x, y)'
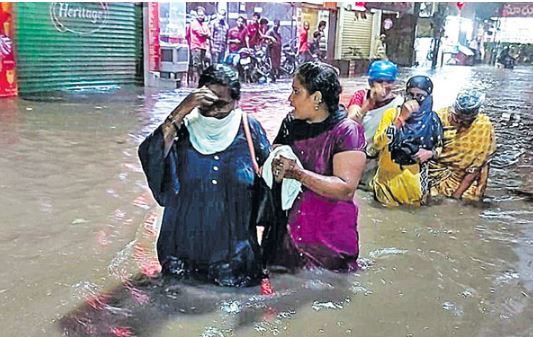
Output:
(1, 2), (532, 337)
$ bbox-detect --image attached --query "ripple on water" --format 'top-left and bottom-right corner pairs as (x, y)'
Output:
(494, 270), (520, 286)
(201, 326), (226, 337)
(368, 248), (408, 259)
(442, 301), (464, 317)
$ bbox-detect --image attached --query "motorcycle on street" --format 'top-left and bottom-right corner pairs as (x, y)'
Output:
(280, 39), (298, 77)
(235, 47), (273, 84)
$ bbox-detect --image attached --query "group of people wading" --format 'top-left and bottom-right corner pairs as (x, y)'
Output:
(139, 61), (496, 287)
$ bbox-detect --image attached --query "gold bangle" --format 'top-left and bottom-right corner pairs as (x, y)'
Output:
(165, 115), (181, 130)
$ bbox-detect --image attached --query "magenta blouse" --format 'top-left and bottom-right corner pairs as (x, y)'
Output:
(267, 115), (366, 272)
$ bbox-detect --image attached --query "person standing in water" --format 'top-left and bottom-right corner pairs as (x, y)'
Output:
(262, 62), (366, 272)
(430, 90), (496, 201)
(138, 65), (271, 287)
(372, 75), (443, 207)
(347, 60), (403, 189)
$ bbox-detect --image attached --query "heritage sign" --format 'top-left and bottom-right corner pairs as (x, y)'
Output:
(50, 2), (109, 35)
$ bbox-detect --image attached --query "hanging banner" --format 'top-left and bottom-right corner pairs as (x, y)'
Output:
(148, 2), (160, 71)
(0, 2), (17, 97)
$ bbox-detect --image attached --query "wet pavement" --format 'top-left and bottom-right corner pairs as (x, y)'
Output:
(0, 65), (532, 337)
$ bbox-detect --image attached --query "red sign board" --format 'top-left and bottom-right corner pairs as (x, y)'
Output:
(501, 2), (533, 17)
(148, 2), (160, 71)
(0, 2), (17, 97)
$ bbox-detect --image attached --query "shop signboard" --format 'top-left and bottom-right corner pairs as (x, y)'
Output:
(366, 2), (414, 14)
(148, 2), (160, 71)
(0, 2), (17, 97)
(501, 3), (533, 17)
(49, 2), (109, 35)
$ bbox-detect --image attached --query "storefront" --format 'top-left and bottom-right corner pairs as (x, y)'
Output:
(0, 2), (17, 98)
(368, 2), (417, 66)
(14, 2), (143, 95)
(335, 4), (375, 60)
(296, 2), (337, 60)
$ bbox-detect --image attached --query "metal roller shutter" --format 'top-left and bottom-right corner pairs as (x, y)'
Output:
(340, 10), (373, 59)
(14, 2), (142, 95)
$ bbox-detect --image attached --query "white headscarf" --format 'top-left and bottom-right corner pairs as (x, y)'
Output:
(184, 107), (243, 155)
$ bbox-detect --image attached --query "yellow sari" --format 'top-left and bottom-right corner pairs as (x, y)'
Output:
(372, 108), (427, 207)
(429, 107), (496, 201)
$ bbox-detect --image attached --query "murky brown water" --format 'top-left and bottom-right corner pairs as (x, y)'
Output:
(0, 65), (531, 337)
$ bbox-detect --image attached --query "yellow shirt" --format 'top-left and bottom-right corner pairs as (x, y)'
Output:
(372, 107), (424, 207)
(429, 107), (496, 201)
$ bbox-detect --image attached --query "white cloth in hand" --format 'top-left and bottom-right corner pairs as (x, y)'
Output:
(262, 145), (302, 210)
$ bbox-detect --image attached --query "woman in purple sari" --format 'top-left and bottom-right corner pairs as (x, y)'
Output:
(262, 62), (366, 272)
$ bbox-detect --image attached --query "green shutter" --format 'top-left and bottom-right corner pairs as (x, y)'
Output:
(14, 2), (142, 95)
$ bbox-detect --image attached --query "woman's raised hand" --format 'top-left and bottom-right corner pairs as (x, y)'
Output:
(182, 87), (219, 114)
(163, 87), (219, 139)
(399, 99), (420, 121)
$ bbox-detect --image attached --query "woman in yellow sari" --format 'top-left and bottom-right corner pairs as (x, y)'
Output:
(372, 76), (443, 207)
(430, 91), (496, 201)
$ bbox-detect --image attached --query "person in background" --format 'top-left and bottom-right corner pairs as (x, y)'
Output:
(297, 21), (311, 63)
(429, 90), (496, 201)
(373, 34), (388, 61)
(188, 7), (211, 84)
(309, 31), (322, 61)
(245, 12), (261, 49)
(262, 62), (366, 272)
(138, 65), (271, 287)
(347, 60), (403, 189)
(266, 19), (283, 80)
(372, 75), (443, 207)
(258, 18), (275, 47)
(314, 20), (327, 61)
(226, 16), (247, 66)
(209, 8), (229, 65)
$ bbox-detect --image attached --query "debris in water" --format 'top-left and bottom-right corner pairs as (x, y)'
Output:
(369, 248), (408, 259)
(201, 326), (225, 337)
(442, 301), (464, 316)
(71, 218), (89, 225)
(220, 300), (241, 314)
(260, 278), (275, 295)
(312, 301), (343, 311)
(495, 270), (520, 285)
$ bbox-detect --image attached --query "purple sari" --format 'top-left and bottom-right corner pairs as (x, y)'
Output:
(264, 110), (366, 272)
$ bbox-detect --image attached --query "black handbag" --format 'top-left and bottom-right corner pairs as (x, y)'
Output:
(241, 113), (285, 268)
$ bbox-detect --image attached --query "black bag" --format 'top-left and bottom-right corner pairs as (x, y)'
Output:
(242, 113), (284, 268)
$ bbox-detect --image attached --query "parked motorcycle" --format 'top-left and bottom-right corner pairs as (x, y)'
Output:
(280, 40), (298, 77)
(254, 46), (273, 81)
(237, 48), (255, 83)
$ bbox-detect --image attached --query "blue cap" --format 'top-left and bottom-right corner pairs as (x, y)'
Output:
(368, 60), (398, 82)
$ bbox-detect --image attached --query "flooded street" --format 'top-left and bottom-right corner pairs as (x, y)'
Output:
(0, 65), (532, 337)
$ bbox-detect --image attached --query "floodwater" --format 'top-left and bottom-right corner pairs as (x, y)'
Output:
(0, 65), (531, 337)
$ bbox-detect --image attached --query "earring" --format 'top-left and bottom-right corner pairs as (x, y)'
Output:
(314, 99), (322, 111)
